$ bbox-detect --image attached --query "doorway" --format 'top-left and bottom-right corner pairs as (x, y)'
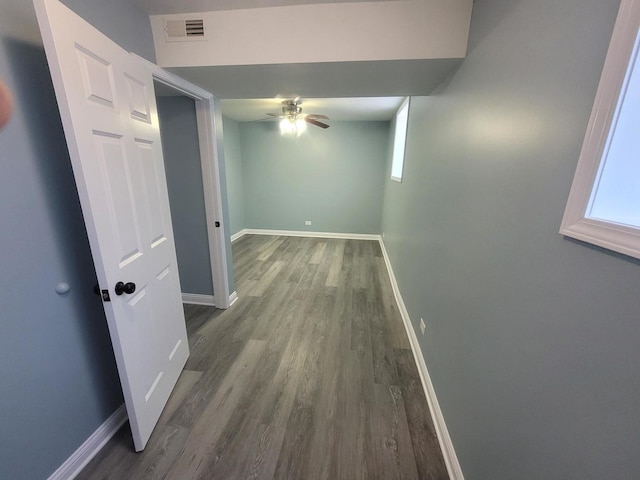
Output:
(155, 83), (216, 305)
(142, 57), (233, 309)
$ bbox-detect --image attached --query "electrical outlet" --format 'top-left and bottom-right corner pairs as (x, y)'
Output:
(420, 318), (426, 335)
(382, 231), (385, 238)
(305, 220), (312, 226)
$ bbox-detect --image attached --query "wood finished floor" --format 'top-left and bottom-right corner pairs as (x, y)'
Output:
(78, 235), (448, 480)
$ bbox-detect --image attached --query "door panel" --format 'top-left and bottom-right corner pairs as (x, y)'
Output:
(34, 0), (189, 451)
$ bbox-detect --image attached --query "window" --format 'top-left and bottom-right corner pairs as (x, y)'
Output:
(390, 97), (410, 182)
(560, 0), (640, 260)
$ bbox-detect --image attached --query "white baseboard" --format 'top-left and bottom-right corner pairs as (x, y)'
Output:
(47, 404), (127, 480)
(378, 239), (465, 480)
(230, 229), (247, 242)
(244, 228), (381, 241)
(229, 290), (239, 306)
(181, 293), (216, 306)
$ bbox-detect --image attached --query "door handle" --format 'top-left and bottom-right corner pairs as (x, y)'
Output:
(115, 281), (136, 295)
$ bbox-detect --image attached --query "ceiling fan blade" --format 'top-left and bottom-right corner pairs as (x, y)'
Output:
(248, 116), (280, 123)
(305, 117), (330, 129)
(305, 114), (329, 120)
(266, 113), (282, 117)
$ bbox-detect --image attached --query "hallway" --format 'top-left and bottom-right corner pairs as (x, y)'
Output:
(78, 235), (447, 479)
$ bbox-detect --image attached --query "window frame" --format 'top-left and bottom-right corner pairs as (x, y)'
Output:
(390, 96), (410, 183)
(560, 0), (640, 260)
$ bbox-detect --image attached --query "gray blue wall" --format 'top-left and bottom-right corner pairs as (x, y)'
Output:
(0, 1), (155, 478)
(3, 0), (637, 478)
(381, 0), (640, 478)
(241, 121), (389, 234)
(158, 96), (214, 296)
(222, 116), (246, 236)
(60, 0), (156, 63)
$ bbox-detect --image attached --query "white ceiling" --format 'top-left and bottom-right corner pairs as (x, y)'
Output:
(130, 0), (396, 15)
(220, 97), (404, 122)
(143, 0), (463, 122)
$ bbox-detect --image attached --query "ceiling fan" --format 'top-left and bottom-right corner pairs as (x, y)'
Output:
(264, 98), (330, 133)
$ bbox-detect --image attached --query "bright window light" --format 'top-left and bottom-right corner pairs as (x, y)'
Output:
(586, 25), (640, 228)
(391, 97), (410, 182)
(560, 0), (640, 260)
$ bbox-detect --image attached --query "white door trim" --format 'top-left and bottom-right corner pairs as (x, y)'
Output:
(134, 55), (231, 309)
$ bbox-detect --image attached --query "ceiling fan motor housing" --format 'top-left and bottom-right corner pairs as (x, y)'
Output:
(264, 99), (330, 129)
(282, 101), (302, 118)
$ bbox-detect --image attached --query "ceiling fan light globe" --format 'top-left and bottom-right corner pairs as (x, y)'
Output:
(280, 118), (295, 134)
(295, 118), (307, 135)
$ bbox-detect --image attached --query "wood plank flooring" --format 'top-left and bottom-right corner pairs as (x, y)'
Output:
(78, 235), (448, 480)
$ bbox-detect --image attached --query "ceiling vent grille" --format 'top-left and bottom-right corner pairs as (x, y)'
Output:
(164, 18), (206, 42)
(185, 19), (204, 37)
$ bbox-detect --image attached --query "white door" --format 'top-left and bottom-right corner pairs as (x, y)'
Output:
(34, 0), (189, 451)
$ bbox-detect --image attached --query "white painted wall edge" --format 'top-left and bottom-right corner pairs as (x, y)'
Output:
(379, 238), (465, 480)
(181, 293), (216, 306)
(151, 1), (473, 67)
(244, 228), (381, 241)
(47, 404), (127, 480)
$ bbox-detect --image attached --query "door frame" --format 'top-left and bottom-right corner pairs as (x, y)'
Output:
(135, 54), (231, 309)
